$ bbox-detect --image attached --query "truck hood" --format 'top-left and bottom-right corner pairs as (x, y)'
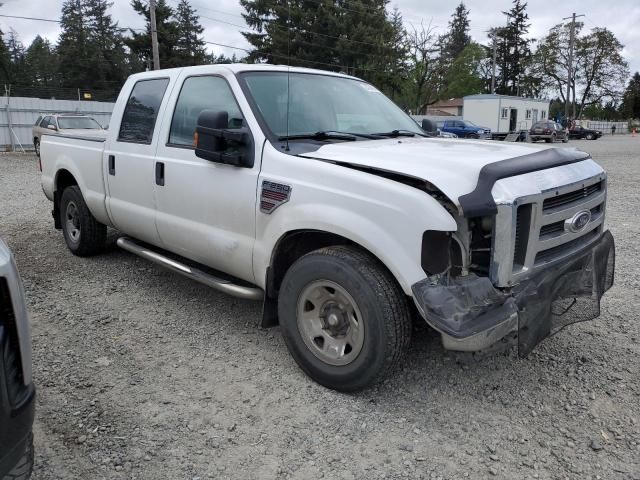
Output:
(300, 137), (586, 208)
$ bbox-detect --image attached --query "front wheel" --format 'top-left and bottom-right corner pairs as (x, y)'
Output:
(2, 433), (34, 480)
(585, 133), (595, 140)
(60, 186), (106, 256)
(34, 139), (40, 157)
(278, 246), (411, 392)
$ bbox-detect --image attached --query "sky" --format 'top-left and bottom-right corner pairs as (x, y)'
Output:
(1, 0), (639, 77)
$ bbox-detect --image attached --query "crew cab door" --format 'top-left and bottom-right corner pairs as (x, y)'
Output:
(152, 73), (259, 283)
(104, 77), (171, 245)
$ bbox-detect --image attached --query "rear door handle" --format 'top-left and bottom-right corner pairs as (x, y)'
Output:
(108, 155), (115, 175)
(155, 162), (165, 186)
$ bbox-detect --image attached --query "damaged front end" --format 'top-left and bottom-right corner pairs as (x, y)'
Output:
(412, 231), (614, 355)
(413, 158), (615, 356)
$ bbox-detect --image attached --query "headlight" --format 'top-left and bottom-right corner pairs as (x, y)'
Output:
(477, 130), (484, 135)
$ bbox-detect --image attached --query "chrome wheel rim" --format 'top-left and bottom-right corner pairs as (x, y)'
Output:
(296, 280), (365, 366)
(65, 201), (80, 243)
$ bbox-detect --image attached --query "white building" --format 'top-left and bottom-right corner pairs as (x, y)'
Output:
(463, 94), (550, 134)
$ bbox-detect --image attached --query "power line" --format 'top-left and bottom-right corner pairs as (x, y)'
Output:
(0, 13), (145, 32)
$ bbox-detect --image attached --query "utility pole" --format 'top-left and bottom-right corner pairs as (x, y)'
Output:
(150, 0), (161, 70)
(488, 29), (498, 94)
(563, 13), (584, 122)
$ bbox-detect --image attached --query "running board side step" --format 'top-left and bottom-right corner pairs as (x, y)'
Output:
(116, 237), (264, 301)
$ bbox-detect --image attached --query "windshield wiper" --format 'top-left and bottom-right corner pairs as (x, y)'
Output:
(373, 129), (425, 138)
(278, 131), (359, 142)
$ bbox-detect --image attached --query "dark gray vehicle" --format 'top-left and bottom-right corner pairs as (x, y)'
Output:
(530, 121), (568, 143)
(0, 239), (34, 480)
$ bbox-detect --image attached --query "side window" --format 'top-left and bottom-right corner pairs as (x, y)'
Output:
(526, 109), (532, 120)
(501, 108), (508, 119)
(118, 78), (169, 144)
(40, 116), (51, 128)
(168, 76), (243, 147)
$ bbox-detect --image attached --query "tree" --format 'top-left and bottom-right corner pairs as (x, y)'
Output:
(0, 28), (10, 84)
(494, 0), (532, 95)
(442, 2), (470, 63)
(174, 0), (207, 66)
(57, 0), (92, 87)
(403, 23), (442, 114)
(4, 29), (26, 84)
(126, 0), (179, 69)
(85, 0), (129, 87)
(621, 72), (640, 119)
(573, 28), (629, 118)
(440, 42), (485, 99)
(24, 36), (60, 87)
(240, 0), (405, 94)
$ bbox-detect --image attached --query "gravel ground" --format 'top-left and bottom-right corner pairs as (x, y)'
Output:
(1, 135), (639, 480)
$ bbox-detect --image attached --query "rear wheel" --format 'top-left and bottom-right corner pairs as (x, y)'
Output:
(60, 186), (106, 256)
(278, 246), (411, 392)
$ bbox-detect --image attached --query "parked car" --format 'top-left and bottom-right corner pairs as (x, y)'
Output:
(40, 64), (615, 392)
(440, 120), (491, 139)
(420, 119), (457, 138)
(0, 239), (35, 480)
(568, 125), (603, 140)
(33, 114), (106, 156)
(529, 121), (568, 143)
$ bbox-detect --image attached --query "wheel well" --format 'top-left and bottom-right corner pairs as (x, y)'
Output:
(267, 230), (352, 299)
(53, 169), (78, 229)
(262, 230), (405, 328)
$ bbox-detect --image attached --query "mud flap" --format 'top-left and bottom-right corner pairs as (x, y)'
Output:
(515, 230), (615, 356)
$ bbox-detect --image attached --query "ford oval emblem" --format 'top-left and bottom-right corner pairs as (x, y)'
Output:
(565, 210), (592, 233)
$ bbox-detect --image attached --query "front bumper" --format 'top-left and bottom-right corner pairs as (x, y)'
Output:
(412, 230), (615, 355)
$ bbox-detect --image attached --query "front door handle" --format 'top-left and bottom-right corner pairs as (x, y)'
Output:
(155, 162), (165, 186)
(108, 155), (115, 175)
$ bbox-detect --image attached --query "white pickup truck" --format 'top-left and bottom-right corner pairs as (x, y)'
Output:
(40, 64), (615, 391)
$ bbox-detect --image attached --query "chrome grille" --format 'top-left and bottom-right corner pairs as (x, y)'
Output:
(490, 160), (607, 287)
(543, 181), (602, 211)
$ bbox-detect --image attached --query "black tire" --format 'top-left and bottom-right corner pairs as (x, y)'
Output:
(33, 139), (40, 157)
(585, 133), (594, 140)
(278, 246), (411, 392)
(466, 133), (479, 139)
(2, 433), (34, 480)
(60, 186), (106, 256)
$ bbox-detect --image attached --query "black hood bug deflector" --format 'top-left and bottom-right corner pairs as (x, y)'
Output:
(458, 147), (591, 218)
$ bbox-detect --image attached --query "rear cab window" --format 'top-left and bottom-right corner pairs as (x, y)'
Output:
(118, 78), (170, 144)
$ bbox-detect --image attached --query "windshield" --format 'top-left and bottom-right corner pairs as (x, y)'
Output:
(240, 72), (423, 138)
(57, 117), (101, 129)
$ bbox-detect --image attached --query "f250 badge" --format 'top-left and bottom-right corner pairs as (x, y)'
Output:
(260, 180), (292, 214)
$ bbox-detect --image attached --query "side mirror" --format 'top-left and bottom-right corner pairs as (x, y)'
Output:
(195, 110), (253, 168)
(47, 124), (58, 131)
(421, 119), (437, 134)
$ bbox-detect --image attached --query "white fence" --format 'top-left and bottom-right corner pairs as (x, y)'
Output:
(578, 120), (628, 134)
(1, 96), (115, 151)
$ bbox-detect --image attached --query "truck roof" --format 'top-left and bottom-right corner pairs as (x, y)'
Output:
(127, 63), (360, 82)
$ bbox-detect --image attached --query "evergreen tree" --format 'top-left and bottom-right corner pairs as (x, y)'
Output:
(0, 28), (11, 84)
(174, 0), (207, 66)
(57, 0), (92, 88)
(240, 0), (404, 92)
(126, 0), (179, 69)
(24, 36), (60, 87)
(5, 29), (26, 84)
(621, 72), (640, 119)
(85, 0), (128, 87)
(494, 0), (532, 95)
(442, 2), (470, 63)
